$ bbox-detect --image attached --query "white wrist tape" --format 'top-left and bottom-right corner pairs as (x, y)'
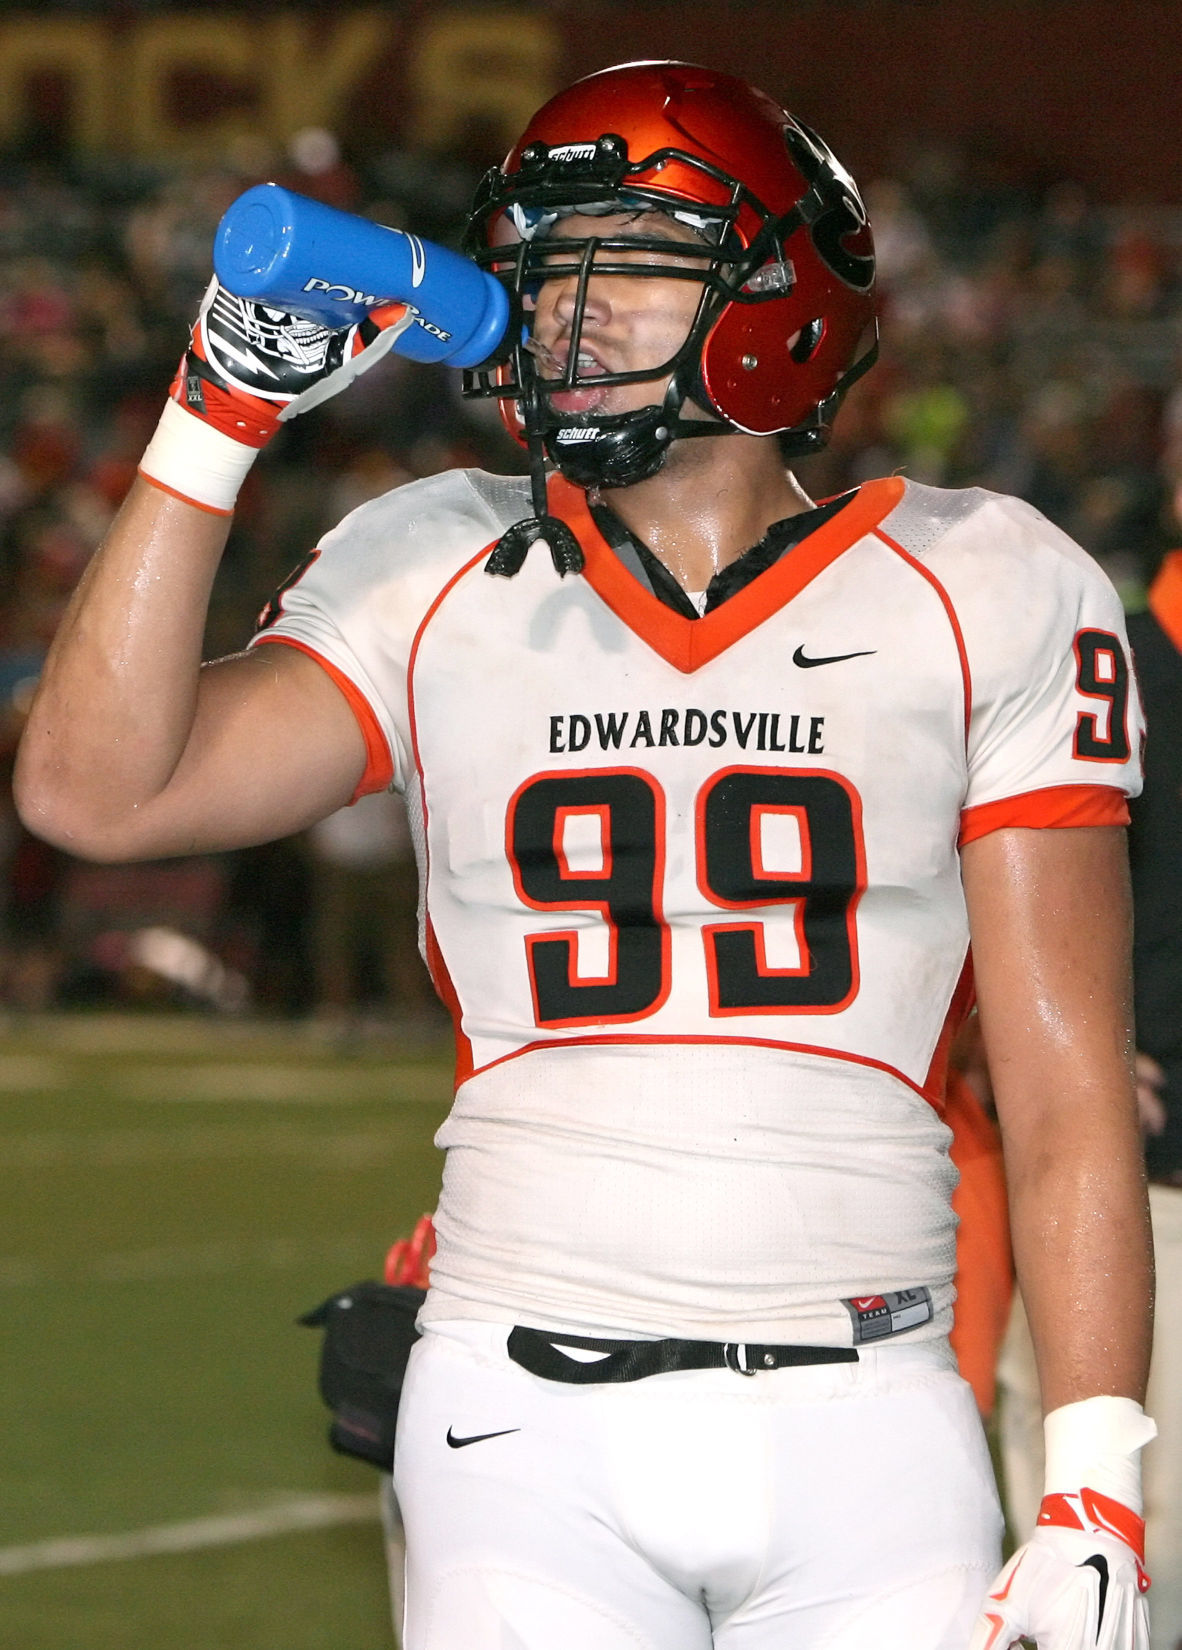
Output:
(139, 399), (260, 514)
(1044, 1396), (1157, 1513)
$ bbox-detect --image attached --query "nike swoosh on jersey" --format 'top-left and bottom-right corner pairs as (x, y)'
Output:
(791, 645), (877, 668)
(445, 1426), (521, 1449)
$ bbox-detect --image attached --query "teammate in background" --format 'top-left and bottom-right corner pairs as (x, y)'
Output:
(999, 547), (1182, 1647)
(14, 63), (1155, 1650)
(307, 789), (439, 1033)
(945, 1018), (1012, 1421)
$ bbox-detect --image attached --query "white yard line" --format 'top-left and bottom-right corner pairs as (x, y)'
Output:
(0, 1493), (381, 1577)
(5, 1011), (450, 1058)
(0, 1123), (418, 1168)
(0, 1060), (449, 1105)
(0, 1056), (69, 1090)
(120, 1064), (406, 1103)
(0, 1232), (384, 1289)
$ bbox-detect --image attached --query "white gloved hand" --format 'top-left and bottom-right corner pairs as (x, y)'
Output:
(970, 1489), (1150, 1650)
(139, 280), (413, 514)
(972, 1395), (1155, 1650)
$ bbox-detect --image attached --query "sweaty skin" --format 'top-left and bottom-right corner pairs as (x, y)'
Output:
(14, 224), (1152, 1440)
(962, 825), (1152, 1413)
(13, 483), (365, 862)
(530, 211), (813, 592)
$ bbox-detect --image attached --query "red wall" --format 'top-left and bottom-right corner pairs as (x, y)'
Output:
(543, 0), (1180, 201)
(8, 1), (1179, 203)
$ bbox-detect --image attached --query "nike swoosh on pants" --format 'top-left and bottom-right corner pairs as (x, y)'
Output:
(445, 1426), (521, 1449)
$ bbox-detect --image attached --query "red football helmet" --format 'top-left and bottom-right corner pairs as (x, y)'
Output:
(464, 59), (877, 504)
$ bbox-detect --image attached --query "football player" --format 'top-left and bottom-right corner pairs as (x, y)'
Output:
(15, 62), (1155, 1650)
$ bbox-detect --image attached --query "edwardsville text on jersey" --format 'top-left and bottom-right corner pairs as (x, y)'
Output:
(547, 707), (828, 756)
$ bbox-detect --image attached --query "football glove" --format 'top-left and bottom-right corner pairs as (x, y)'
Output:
(971, 1489), (1150, 1650)
(139, 278), (413, 514)
(384, 1213), (435, 1289)
(972, 1395), (1155, 1650)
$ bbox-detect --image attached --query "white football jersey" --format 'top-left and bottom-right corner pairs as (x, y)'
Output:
(252, 471), (1143, 1344)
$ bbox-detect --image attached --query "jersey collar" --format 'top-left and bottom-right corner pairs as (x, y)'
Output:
(546, 473), (906, 674)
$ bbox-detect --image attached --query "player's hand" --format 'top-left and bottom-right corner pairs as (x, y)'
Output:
(171, 277), (414, 448)
(970, 1491), (1150, 1650)
(140, 280), (413, 513)
(385, 1213), (436, 1289)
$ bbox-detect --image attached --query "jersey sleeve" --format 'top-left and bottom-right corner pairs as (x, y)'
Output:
(246, 469), (516, 802)
(250, 512), (405, 799)
(935, 494), (1144, 846)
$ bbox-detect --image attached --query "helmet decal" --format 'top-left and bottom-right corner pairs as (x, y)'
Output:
(782, 124), (874, 293)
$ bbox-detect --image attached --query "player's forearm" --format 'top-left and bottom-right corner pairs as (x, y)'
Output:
(14, 478), (231, 858)
(1002, 1105), (1153, 1412)
(963, 825), (1153, 1413)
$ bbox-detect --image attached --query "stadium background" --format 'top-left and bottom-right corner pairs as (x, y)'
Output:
(0, 3), (1178, 1646)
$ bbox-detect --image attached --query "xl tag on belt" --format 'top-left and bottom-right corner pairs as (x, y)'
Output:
(843, 1287), (933, 1343)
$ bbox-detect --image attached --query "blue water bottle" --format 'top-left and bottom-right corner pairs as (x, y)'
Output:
(213, 183), (512, 369)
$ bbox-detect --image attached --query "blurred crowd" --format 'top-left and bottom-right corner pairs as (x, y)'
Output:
(0, 123), (1179, 1022)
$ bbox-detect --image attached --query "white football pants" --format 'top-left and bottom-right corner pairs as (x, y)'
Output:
(392, 1320), (1002, 1650)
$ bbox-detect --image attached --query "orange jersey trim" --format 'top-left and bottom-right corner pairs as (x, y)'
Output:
(407, 540), (503, 1086)
(137, 469), (234, 518)
(959, 783), (1129, 846)
(1148, 549), (1182, 655)
(455, 1030), (939, 1108)
(547, 474), (906, 675)
(946, 1069), (1012, 1415)
(923, 954), (975, 1104)
(426, 915), (474, 1085)
(251, 634), (394, 800)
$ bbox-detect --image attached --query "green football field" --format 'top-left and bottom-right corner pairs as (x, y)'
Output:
(0, 1012), (453, 1650)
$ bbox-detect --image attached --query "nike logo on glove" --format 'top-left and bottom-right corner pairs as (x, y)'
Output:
(792, 645), (876, 669)
(446, 1426), (521, 1449)
(1081, 1554), (1110, 1628)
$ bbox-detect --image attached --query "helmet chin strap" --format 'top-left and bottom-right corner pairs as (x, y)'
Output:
(549, 402), (738, 491)
(485, 368), (586, 578)
(485, 363), (737, 578)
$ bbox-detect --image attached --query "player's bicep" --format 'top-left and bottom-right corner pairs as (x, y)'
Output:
(148, 644), (370, 853)
(961, 824), (1135, 1142)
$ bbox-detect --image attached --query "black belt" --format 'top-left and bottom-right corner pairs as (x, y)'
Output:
(507, 1326), (858, 1384)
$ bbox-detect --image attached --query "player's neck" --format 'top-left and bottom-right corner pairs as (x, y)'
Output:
(593, 433), (813, 594)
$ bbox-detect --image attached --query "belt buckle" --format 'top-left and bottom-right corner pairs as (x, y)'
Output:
(723, 1341), (758, 1376)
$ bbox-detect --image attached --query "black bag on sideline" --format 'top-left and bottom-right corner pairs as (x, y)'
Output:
(299, 1281), (425, 1470)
